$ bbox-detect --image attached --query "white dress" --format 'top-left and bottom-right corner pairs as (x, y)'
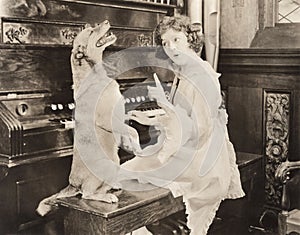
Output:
(121, 55), (245, 235)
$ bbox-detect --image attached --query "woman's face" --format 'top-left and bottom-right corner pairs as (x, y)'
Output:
(161, 28), (194, 66)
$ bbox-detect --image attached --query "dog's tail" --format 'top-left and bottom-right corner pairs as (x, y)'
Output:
(36, 193), (60, 216)
(36, 185), (79, 216)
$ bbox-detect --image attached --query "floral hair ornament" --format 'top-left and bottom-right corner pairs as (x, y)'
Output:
(188, 23), (204, 54)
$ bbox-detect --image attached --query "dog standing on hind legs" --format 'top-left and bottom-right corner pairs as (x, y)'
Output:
(37, 20), (139, 216)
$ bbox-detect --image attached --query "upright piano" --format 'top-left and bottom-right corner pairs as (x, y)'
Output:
(0, 0), (180, 233)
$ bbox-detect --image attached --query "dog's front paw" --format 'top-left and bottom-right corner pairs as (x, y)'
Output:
(111, 181), (122, 190)
(104, 193), (119, 203)
(82, 192), (119, 203)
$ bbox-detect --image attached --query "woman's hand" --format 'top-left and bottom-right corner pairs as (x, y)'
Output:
(148, 73), (170, 107)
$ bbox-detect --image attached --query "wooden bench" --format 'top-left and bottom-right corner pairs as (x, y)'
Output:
(57, 184), (184, 235)
(57, 152), (263, 235)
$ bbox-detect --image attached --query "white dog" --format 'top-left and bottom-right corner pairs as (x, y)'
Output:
(37, 20), (139, 216)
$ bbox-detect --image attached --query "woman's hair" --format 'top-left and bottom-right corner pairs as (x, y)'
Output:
(154, 15), (204, 53)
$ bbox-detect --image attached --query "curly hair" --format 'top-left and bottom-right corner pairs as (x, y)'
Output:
(154, 15), (204, 53)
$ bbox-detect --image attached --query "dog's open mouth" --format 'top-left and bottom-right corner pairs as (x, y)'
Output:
(96, 31), (116, 47)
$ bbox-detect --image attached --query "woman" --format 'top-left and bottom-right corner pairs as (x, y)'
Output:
(123, 15), (245, 235)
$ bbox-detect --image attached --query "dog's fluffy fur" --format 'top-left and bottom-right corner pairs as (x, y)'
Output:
(36, 20), (128, 216)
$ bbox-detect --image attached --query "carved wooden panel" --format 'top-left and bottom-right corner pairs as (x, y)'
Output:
(2, 18), (84, 45)
(264, 91), (290, 207)
(2, 18), (154, 47)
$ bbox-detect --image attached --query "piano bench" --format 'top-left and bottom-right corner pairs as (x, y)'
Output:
(56, 184), (184, 235)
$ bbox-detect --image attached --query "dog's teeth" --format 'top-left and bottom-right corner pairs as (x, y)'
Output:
(95, 31), (115, 47)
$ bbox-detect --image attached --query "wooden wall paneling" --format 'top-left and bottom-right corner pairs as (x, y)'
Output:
(220, 73), (300, 91)
(227, 86), (263, 155)
(218, 49), (300, 74)
(289, 90), (300, 161)
(219, 48), (300, 215)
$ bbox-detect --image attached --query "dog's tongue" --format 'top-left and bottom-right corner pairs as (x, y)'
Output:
(96, 31), (114, 47)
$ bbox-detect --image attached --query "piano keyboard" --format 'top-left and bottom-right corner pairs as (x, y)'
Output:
(128, 107), (166, 119)
(120, 80), (172, 116)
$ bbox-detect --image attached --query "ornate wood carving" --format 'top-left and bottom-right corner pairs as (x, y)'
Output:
(137, 33), (152, 46)
(2, 19), (154, 47)
(60, 28), (79, 42)
(0, 165), (9, 182)
(265, 92), (290, 207)
(2, 19), (84, 45)
(5, 26), (28, 44)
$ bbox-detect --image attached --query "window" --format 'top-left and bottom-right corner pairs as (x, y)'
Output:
(278, 0), (300, 23)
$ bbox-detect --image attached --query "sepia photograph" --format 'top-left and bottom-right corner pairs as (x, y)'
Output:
(0, 0), (299, 234)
